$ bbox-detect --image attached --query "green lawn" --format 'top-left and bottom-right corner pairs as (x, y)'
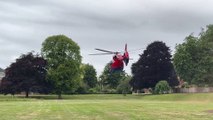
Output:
(0, 93), (212, 120)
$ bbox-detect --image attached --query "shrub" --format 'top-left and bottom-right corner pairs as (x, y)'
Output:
(182, 82), (189, 88)
(88, 86), (102, 94)
(116, 79), (131, 94)
(101, 85), (117, 94)
(154, 80), (171, 94)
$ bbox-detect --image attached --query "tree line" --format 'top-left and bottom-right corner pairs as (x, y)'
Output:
(1, 25), (213, 98)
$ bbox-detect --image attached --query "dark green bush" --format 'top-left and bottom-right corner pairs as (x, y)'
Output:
(116, 79), (131, 94)
(154, 80), (171, 94)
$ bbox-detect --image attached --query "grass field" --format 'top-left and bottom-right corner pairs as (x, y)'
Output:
(0, 93), (213, 120)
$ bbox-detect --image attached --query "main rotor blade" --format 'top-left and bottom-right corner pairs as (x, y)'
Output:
(89, 53), (114, 55)
(95, 48), (116, 53)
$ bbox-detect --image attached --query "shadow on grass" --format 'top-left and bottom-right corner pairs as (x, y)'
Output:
(1, 93), (212, 102)
(0, 94), (143, 101)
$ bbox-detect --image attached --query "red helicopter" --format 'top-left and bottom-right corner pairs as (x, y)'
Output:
(90, 44), (129, 72)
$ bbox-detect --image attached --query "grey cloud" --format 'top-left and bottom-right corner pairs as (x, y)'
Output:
(1, 0), (213, 75)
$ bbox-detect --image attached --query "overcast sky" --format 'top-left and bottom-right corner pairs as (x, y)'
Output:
(0, 0), (213, 75)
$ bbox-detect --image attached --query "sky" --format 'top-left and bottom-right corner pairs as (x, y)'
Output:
(0, 0), (213, 75)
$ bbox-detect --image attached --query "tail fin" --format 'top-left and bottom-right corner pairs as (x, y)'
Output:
(123, 44), (129, 66)
(125, 44), (127, 52)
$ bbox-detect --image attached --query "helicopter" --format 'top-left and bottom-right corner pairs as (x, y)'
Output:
(90, 44), (129, 72)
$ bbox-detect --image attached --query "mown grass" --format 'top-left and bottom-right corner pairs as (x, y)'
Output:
(0, 93), (212, 120)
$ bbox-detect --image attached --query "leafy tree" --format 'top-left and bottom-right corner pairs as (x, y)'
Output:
(41, 35), (82, 99)
(200, 25), (213, 48)
(82, 64), (97, 88)
(0, 52), (47, 97)
(199, 25), (213, 86)
(173, 25), (213, 86)
(130, 41), (178, 91)
(0, 77), (16, 95)
(99, 63), (127, 89)
(154, 80), (171, 94)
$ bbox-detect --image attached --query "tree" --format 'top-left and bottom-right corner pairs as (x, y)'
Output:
(82, 64), (97, 88)
(0, 77), (16, 95)
(199, 25), (213, 86)
(99, 63), (127, 90)
(0, 52), (47, 97)
(41, 35), (82, 99)
(200, 25), (213, 48)
(130, 41), (178, 91)
(173, 25), (213, 86)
